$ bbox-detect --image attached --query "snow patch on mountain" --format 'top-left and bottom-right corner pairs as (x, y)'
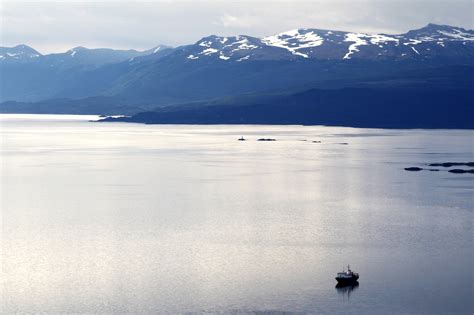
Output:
(262, 29), (324, 58)
(199, 41), (213, 48)
(188, 35), (262, 61)
(222, 37), (259, 52)
(438, 29), (474, 41)
(367, 34), (399, 45)
(343, 33), (368, 59)
(237, 55), (250, 62)
(219, 54), (230, 60)
(404, 39), (423, 45)
(201, 48), (218, 56)
(229, 38), (258, 52)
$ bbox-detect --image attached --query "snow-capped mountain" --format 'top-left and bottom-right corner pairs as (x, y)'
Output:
(181, 24), (473, 62)
(182, 35), (294, 62)
(2, 24), (471, 66)
(0, 45), (42, 61)
(1, 23), (472, 105)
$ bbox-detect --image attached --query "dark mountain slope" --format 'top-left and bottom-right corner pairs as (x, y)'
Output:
(105, 86), (473, 129)
(0, 45), (173, 102)
(100, 64), (474, 128)
(0, 96), (145, 115)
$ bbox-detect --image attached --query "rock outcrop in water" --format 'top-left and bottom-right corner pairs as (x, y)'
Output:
(405, 167), (423, 171)
(448, 169), (474, 174)
(404, 162), (474, 174)
(428, 162), (474, 167)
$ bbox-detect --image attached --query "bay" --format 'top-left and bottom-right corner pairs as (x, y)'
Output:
(1, 114), (472, 314)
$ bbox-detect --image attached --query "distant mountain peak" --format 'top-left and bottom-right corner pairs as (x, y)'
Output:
(14, 44), (34, 50)
(0, 44), (41, 60)
(70, 46), (88, 51)
(421, 23), (462, 31)
(141, 44), (173, 55)
(404, 24), (474, 44)
(185, 34), (266, 61)
(66, 46), (86, 57)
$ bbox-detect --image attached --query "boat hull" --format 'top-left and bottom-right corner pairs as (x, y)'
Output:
(335, 275), (359, 285)
(335, 281), (359, 290)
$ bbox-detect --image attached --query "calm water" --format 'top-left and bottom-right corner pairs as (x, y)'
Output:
(1, 114), (473, 314)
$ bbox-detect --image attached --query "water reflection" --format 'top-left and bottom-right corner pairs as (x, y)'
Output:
(2, 115), (473, 314)
(335, 282), (359, 300)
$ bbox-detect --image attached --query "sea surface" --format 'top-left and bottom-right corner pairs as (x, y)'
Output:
(1, 114), (473, 314)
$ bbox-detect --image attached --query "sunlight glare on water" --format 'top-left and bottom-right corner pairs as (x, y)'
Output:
(1, 114), (472, 314)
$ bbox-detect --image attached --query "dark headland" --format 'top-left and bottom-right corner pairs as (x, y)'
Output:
(99, 86), (473, 129)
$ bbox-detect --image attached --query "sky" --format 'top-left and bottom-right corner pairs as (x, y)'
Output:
(1, 0), (473, 54)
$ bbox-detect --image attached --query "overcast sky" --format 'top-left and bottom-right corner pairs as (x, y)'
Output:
(1, 0), (473, 54)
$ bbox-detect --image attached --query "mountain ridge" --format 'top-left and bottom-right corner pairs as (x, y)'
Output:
(170, 23), (474, 62)
(1, 23), (473, 129)
(2, 23), (472, 62)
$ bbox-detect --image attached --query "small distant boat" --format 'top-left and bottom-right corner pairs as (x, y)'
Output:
(238, 136), (246, 141)
(335, 265), (359, 285)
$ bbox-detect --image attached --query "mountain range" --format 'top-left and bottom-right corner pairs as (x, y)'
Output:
(1, 23), (473, 128)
